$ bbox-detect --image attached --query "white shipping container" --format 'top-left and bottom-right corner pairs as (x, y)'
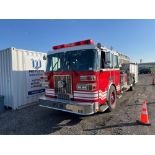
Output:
(0, 47), (47, 109)
(121, 63), (138, 84)
(129, 63), (138, 83)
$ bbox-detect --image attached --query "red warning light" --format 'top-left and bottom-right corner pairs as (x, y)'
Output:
(53, 39), (94, 50)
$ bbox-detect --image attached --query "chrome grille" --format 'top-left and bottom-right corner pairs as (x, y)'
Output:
(54, 75), (72, 100)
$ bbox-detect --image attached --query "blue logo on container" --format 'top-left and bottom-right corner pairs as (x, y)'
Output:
(32, 59), (42, 70)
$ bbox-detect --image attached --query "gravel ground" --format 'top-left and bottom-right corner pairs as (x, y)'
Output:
(0, 74), (155, 135)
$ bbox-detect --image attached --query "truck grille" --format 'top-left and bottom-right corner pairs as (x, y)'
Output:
(54, 75), (72, 100)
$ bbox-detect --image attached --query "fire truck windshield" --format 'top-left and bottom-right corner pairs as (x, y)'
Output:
(46, 49), (98, 72)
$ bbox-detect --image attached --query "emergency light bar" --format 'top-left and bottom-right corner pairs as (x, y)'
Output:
(53, 39), (94, 50)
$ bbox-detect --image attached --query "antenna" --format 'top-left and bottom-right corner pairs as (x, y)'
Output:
(110, 46), (113, 50)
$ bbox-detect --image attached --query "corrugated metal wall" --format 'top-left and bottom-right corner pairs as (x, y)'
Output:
(0, 48), (13, 107)
(0, 47), (47, 109)
(11, 48), (27, 109)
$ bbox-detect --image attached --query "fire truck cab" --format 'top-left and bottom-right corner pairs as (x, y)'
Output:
(39, 39), (137, 115)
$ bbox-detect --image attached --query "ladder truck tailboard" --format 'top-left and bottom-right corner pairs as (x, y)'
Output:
(39, 39), (138, 115)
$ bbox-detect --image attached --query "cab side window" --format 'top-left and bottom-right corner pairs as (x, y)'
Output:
(113, 55), (119, 68)
(105, 52), (113, 68)
(101, 51), (105, 68)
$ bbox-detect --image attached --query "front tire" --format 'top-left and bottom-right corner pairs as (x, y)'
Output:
(107, 85), (117, 112)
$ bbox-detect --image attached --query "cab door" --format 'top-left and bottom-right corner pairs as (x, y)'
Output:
(99, 51), (113, 105)
(105, 51), (114, 86)
(112, 54), (121, 93)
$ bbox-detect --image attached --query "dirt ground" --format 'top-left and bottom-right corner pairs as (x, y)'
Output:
(0, 74), (155, 135)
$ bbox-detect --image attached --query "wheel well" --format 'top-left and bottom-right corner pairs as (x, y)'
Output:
(112, 84), (117, 92)
(106, 83), (117, 101)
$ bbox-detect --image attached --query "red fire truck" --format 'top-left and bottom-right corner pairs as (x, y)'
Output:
(39, 39), (138, 115)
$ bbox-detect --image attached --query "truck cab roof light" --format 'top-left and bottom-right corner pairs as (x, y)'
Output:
(53, 39), (94, 50)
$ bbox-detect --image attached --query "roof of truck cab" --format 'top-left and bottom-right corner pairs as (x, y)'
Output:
(47, 44), (96, 55)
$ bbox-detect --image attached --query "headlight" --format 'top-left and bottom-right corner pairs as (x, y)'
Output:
(77, 84), (87, 90)
(76, 83), (96, 91)
(80, 75), (96, 81)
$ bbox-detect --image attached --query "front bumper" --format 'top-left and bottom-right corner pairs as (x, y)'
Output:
(39, 96), (98, 115)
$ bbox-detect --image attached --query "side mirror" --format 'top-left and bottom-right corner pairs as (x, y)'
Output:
(43, 55), (47, 60)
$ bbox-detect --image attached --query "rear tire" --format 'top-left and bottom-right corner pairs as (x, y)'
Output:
(107, 85), (117, 112)
(129, 85), (134, 91)
(129, 77), (135, 91)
